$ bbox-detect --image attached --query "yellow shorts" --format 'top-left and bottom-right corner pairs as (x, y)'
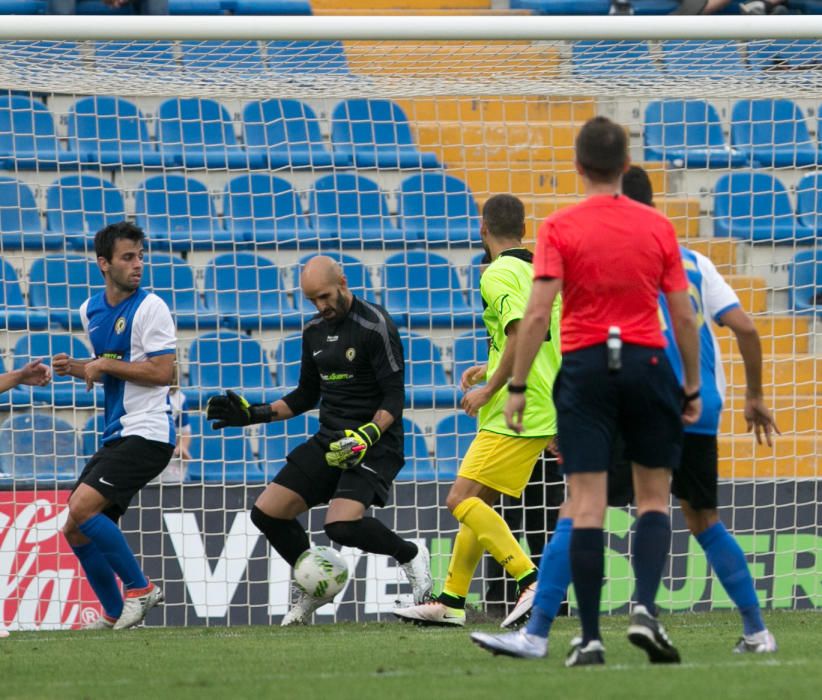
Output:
(457, 430), (550, 498)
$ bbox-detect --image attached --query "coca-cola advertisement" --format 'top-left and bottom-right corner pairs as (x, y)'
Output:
(0, 491), (102, 631)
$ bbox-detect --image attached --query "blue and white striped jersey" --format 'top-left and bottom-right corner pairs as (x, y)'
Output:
(80, 288), (177, 446)
(661, 247), (741, 436)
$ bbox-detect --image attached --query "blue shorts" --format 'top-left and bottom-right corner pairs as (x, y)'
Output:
(554, 343), (683, 474)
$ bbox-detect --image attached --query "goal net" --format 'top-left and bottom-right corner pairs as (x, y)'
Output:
(0, 16), (820, 630)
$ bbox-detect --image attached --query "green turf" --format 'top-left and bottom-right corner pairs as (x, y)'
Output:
(1, 611), (819, 700)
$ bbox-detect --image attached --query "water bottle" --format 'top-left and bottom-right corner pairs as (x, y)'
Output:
(607, 326), (622, 373)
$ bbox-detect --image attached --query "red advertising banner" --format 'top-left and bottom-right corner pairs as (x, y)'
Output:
(0, 490), (101, 631)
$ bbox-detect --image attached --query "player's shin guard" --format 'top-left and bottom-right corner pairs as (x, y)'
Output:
(324, 518), (417, 563)
(250, 506), (309, 568)
(632, 511), (671, 615)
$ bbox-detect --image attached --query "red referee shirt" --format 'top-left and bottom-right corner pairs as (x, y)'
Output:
(534, 194), (687, 353)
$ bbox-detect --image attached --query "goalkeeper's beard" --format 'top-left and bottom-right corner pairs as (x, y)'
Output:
(321, 291), (349, 321)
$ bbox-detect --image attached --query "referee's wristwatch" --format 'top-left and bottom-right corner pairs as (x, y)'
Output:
(507, 382), (527, 394)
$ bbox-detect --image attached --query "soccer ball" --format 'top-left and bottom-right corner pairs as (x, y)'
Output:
(293, 546), (349, 599)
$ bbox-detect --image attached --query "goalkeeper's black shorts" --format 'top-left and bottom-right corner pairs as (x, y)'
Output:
(272, 427), (404, 509)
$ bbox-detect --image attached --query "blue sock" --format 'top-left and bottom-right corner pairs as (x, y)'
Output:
(527, 517), (572, 639)
(71, 541), (123, 619)
(632, 511), (671, 616)
(78, 514), (148, 590)
(696, 521), (765, 635)
(570, 528), (604, 645)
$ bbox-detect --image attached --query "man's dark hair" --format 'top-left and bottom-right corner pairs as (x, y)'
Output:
(94, 221), (145, 261)
(575, 116), (628, 183)
(622, 165), (654, 207)
(482, 194), (525, 239)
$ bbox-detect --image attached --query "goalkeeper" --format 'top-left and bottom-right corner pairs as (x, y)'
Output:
(207, 256), (432, 626)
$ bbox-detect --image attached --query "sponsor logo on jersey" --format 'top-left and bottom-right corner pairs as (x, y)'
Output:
(326, 335), (338, 342)
(345, 348), (356, 362)
(114, 317), (127, 334)
(320, 372), (354, 382)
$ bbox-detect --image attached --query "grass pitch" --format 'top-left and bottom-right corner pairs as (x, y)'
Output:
(1, 611), (819, 700)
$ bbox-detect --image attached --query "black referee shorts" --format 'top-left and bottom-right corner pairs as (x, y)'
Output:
(554, 343), (683, 475)
(671, 433), (719, 511)
(273, 428), (404, 509)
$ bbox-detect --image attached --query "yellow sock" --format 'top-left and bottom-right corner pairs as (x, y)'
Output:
(442, 524), (484, 600)
(452, 496), (535, 581)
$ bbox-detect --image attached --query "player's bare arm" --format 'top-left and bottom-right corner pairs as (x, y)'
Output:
(0, 358), (51, 393)
(460, 363), (487, 392)
(83, 352), (174, 391)
(53, 352), (92, 380)
(462, 320), (519, 417)
(665, 288), (702, 426)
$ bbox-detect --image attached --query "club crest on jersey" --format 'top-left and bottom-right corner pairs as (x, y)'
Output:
(345, 347), (356, 362)
(114, 317), (126, 334)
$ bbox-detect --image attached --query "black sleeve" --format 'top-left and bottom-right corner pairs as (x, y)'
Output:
(367, 311), (404, 381)
(281, 330), (321, 416)
(377, 371), (404, 422)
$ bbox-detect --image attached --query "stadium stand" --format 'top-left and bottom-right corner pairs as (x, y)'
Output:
(0, 258), (47, 330)
(399, 331), (458, 408)
(81, 413), (105, 459)
(186, 412), (264, 483)
(0, 94), (79, 169)
(296, 252), (378, 309)
(795, 172), (822, 234)
(397, 173), (481, 246)
(730, 99), (817, 168)
(433, 413), (475, 480)
(396, 417), (435, 481)
(141, 253), (219, 330)
(789, 248), (822, 314)
(0, 411), (79, 483)
(180, 40), (266, 72)
(273, 331), (302, 390)
(28, 254), (104, 329)
(453, 329), (489, 385)
(0, 176), (61, 250)
(265, 41), (349, 74)
(572, 41), (658, 76)
(661, 40), (747, 74)
(259, 413), (320, 480)
(93, 40), (176, 71)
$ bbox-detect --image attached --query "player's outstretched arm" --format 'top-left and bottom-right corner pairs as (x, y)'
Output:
(83, 352), (174, 391)
(0, 359), (51, 394)
(53, 353), (90, 380)
(206, 392), (293, 429)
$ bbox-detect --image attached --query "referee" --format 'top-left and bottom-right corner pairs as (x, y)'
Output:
(505, 117), (701, 666)
(206, 255), (432, 625)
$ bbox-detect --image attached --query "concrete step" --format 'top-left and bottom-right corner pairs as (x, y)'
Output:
(718, 434), (821, 478)
(397, 97), (597, 123)
(721, 395), (821, 435)
(715, 315), (811, 355)
(685, 239), (738, 276)
(724, 275), (768, 314)
(724, 354), (822, 396)
(314, 0), (490, 8)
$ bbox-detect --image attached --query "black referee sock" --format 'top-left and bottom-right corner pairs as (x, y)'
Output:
(570, 528), (605, 646)
(632, 510), (672, 616)
(250, 506), (309, 568)
(325, 518), (418, 564)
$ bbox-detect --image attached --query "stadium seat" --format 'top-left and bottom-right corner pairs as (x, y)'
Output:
(168, 0), (224, 13)
(789, 248), (822, 314)
(259, 414), (319, 480)
(0, 258), (48, 331)
(795, 172), (822, 235)
(330, 99), (440, 170)
(309, 173), (404, 248)
(511, 0), (678, 12)
(661, 40), (746, 75)
(93, 40), (176, 69)
(76, 0), (134, 12)
(400, 332), (458, 408)
(434, 414), (477, 480)
(141, 253), (219, 330)
(398, 173), (481, 247)
(572, 41), (659, 76)
(273, 331), (303, 390)
(186, 412), (263, 484)
(186, 331), (277, 408)
(395, 418), (435, 482)
(67, 96), (163, 168)
(713, 172), (814, 243)
(383, 251), (477, 328)
(453, 329), (489, 387)
(0, 176), (61, 250)
(468, 251), (487, 311)
(0, 411), (79, 484)
(203, 252), (302, 330)
(45, 175), (127, 251)
(243, 99), (344, 169)
(135, 175), (234, 251)
(28, 254), (104, 330)
(180, 40), (265, 72)
(748, 40), (822, 71)
(231, 0), (311, 13)
(297, 252), (377, 312)
(730, 99), (817, 168)
(223, 173), (315, 248)
(644, 100), (748, 168)
(0, 95), (79, 169)
(0, 1), (45, 11)
(266, 41), (349, 74)
(81, 413), (105, 459)
(11, 333), (102, 407)
(157, 97), (263, 169)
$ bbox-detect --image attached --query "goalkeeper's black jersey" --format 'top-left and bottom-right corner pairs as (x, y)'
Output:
(282, 296), (405, 454)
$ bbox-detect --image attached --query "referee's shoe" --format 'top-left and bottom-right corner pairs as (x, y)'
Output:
(627, 605), (681, 663)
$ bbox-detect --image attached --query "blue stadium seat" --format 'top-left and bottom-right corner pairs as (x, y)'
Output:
(0, 258), (47, 331)
(0, 176), (59, 250)
(243, 99), (343, 169)
(266, 41), (348, 74)
(572, 41), (658, 76)
(0, 411), (79, 484)
(81, 413), (105, 459)
(330, 99), (440, 170)
(231, 0), (311, 13)
(142, 253), (218, 331)
(398, 173), (481, 247)
(645, 100), (748, 168)
(186, 331), (277, 408)
(453, 330), (489, 387)
(93, 41), (176, 68)
(45, 175), (127, 251)
(512, 0), (678, 12)
(204, 253), (302, 330)
(789, 249), (822, 314)
(76, 0), (134, 12)
(12, 333), (102, 407)
(259, 414), (319, 480)
(168, 0), (224, 13)
(0, 40), (80, 68)
(0, 1), (46, 11)
(395, 418), (435, 481)
(135, 175), (234, 251)
(383, 251), (477, 329)
(400, 332), (458, 408)
(273, 331), (302, 390)
(309, 173), (404, 248)
(713, 172), (813, 243)
(187, 412), (263, 483)
(0, 95), (79, 169)
(67, 96), (163, 168)
(157, 98), (263, 169)
(748, 40), (822, 71)
(297, 252), (377, 313)
(28, 254), (104, 330)
(223, 173), (314, 248)
(795, 172), (822, 235)
(434, 414), (477, 480)
(661, 40), (746, 75)
(180, 41), (265, 72)
(730, 99), (817, 168)
(468, 251), (487, 311)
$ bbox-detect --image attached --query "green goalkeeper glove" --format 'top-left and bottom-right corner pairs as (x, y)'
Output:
(206, 390), (273, 429)
(325, 422), (382, 469)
